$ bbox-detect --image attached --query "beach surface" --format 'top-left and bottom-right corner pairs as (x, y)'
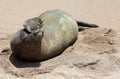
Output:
(0, 0), (120, 79)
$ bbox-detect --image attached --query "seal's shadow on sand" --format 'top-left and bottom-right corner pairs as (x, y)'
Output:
(9, 53), (41, 68)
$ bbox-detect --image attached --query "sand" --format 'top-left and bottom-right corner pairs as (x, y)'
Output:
(0, 0), (120, 79)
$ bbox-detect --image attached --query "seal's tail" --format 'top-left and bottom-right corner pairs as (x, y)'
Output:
(77, 21), (99, 31)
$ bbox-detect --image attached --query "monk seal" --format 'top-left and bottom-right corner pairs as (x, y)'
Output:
(10, 10), (98, 61)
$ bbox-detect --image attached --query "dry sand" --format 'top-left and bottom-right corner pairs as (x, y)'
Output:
(0, 0), (120, 79)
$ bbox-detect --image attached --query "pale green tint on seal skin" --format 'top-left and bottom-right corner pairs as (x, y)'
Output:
(38, 10), (78, 60)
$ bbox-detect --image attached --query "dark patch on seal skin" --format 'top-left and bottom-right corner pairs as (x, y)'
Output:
(11, 28), (44, 62)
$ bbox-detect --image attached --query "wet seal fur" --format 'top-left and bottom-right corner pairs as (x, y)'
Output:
(10, 10), (98, 61)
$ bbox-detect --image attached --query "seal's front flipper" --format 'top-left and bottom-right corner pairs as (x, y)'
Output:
(77, 21), (99, 31)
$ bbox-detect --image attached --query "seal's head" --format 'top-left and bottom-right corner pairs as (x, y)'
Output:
(23, 17), (43, 33)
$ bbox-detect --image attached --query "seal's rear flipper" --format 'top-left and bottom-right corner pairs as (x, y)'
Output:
(77, 21), (99, 31)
